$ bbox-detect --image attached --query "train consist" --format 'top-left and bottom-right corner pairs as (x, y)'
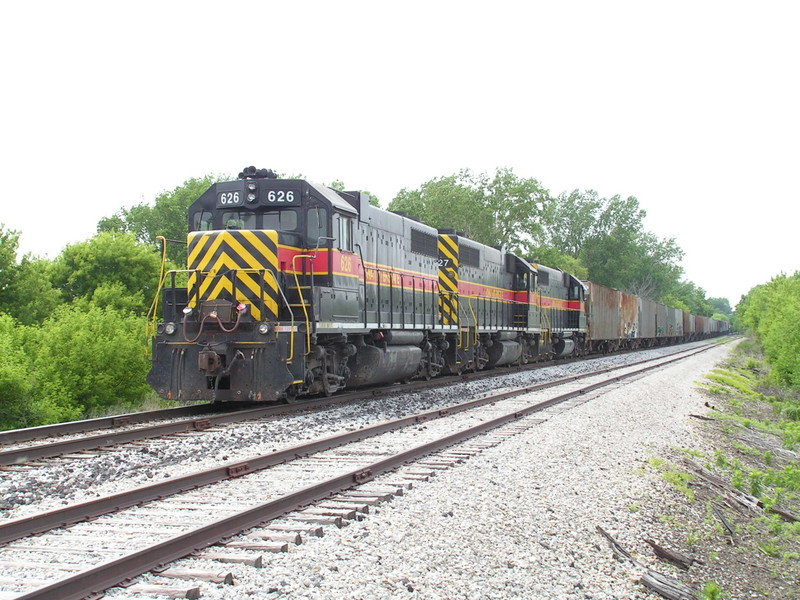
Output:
(147, 168), (729, 403)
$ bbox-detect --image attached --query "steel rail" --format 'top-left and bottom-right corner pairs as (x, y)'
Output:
(0, 403), (218, 446)
(11, 341), (717, 600)
(0, 343), (714, 547)
(0, 405), (274, 466)
(0, 341), (720, 466)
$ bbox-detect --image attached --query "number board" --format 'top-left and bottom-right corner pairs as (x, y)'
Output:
(215, 181), (303, 208)
(263, 181), (302, 205)
(217, 191), (244, 207)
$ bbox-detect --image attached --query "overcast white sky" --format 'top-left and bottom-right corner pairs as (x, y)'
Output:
(1, 1), (797, 307)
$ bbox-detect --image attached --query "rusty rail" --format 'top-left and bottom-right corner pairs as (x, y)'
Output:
(10, 342), (718, 600)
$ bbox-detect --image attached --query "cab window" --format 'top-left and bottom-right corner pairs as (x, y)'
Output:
(338, 215), (353, 252)
(262, 209), (298, 232)
(307, 207), (329, 244)
(222, 211), (256, 230)
(192, 211), (214, 231)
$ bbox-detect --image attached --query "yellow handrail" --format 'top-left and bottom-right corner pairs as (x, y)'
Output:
(223, 267), (297, 363)
(540, 298), (552, 347)
(291, 254), (314, 355)
(145, 236), (170, 351)
(466, 297), (479, 346)
(151, 263), (297, 362)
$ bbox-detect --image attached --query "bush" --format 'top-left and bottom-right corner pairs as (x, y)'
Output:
(28, 304), (151, 417)
(737, 273), (800, 389)
(0, 314), (84, 429)
(0, 314), (35, 429)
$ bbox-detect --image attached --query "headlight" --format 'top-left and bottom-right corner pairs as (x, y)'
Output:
(257, 322), (271, 335)
(165, 322), (177, 335)
(247, 182), (258, 203)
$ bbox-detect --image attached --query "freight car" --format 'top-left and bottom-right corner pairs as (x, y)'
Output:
(583, 281), (728, 353)
(147, 168), (724, 403)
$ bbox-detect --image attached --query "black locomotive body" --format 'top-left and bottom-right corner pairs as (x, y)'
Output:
(147, 168), (725, 403)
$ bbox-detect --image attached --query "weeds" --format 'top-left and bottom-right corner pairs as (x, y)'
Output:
(647, 457), (695, 501)
(648, 338), (800, 598)
(699, 580), (725, 600)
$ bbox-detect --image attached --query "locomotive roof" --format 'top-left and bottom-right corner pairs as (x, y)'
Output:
(308, 182), (358, 216)
(189, 177), (359, 216)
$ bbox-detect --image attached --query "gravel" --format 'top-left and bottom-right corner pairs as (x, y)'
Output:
(97, 340), (730, 600)
(0, 344), (701, 521)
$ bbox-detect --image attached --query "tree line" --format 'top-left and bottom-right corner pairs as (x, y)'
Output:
(736, 272), (800, 390)
(0, 167), (733, 429)
(388, 168), (731, 318)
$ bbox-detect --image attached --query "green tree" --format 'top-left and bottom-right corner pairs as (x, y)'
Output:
(484, 168), (550, 253)
(0, 314), (36, 429)
(737, 273), (800, 388)
(0, 224), (21, 306)
(49, 232), (162, 315)
(2, 256), (63, 325)
(389, 168), (549, 254)
(0, 225), (63, 326)
(29, 304), (152, 417)
(708, 297), (732, 316)
(517, 189), (687, 299)
(391, 171), (488, 240)
(564, 195), (684, 300)
(526, 246), (588, 280)
(98, 175), (222, 265)
(538, 190), (603, 258)
(663, 281), (713, 316)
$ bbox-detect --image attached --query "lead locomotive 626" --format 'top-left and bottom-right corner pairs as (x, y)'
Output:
(147, 167), (725, 403)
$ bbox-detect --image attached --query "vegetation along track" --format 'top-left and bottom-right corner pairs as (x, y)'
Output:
(0, 342), (722, 600)
(0, 342), (719, 467)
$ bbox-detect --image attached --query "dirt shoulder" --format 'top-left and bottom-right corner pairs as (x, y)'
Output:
(628, 338), (800, 599)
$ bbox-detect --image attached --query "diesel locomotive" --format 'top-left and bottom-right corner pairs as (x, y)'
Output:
(147, 167), (725, 403)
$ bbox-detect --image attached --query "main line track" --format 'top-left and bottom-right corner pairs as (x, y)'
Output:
(0, 342), (721, 467)
(0, 343), (718, 600)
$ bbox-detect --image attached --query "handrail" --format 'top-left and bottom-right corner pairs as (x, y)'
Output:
(156, 266), (297, 362)
(365, 264), (440, 330)
(218, 267), (297, 363)
(354, 243), (368, 328)
(145, 236), (170, 350)
(291, 254), (314, 355)
(456, 294), (467, 350)
(540, 294), (552, 347)
(466, 297), (479, 346)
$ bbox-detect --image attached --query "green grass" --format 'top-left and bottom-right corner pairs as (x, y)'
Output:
(647, 457), (696, 501)
(699, 580), (725, 600)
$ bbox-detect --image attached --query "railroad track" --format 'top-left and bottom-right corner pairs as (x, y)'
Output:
(0, 343), (718, 600)
(0, 403), (220, 446)
(0, 341), (719, 468)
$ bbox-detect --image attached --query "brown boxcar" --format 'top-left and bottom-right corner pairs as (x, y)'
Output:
(639, 298), (657, 339)
(620, 291), (639, 340)
(655, 303), (668, 338)
(683, 311), (694, 338)
(585, 282), (621, 349)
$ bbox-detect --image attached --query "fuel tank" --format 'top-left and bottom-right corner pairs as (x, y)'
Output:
(347, 344), (423, 387)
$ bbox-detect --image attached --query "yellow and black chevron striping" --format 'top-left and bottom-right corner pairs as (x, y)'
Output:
(437, 234), (459, 326)
(187, 230), (279, 321)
